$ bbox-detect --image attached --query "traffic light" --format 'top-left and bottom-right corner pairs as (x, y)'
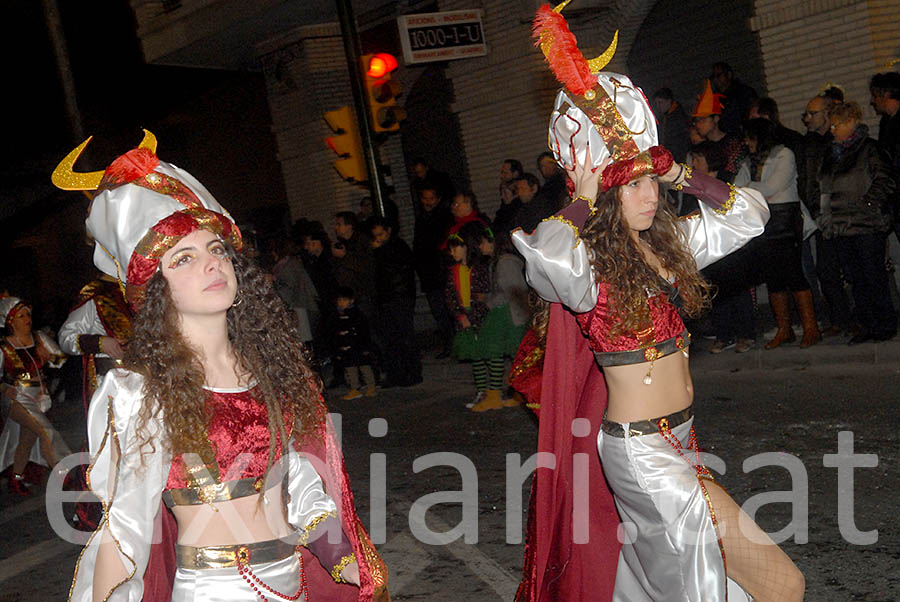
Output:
(324, 106), (367, 182)
(362, 53), (406, 132)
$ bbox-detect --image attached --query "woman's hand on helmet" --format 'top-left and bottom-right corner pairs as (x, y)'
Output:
(567, 142), (610, 201)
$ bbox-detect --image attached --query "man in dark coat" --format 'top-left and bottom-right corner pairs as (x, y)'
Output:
(870, 71), (900, 242)
(370, 217), (422, 387)
(653, 88), (691, 163)
(412, 185), (455, 357)
(710, 61), (758, 136)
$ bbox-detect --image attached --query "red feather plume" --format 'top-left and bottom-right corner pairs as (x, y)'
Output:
(103, 148), (160, 185)
(532, 4), (594, 96)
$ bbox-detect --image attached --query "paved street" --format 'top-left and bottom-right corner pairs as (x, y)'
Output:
(1, 332), (898, 601)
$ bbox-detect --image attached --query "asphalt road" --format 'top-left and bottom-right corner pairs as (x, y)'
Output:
(1, 332), (897, 601)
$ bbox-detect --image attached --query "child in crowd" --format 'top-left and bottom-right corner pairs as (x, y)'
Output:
(447, 223), (528, 411)
(334, 287), (378, 400)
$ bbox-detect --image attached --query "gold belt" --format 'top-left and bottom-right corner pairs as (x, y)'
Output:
(175, 538), (298, 570)
(163, 475), (274, 507)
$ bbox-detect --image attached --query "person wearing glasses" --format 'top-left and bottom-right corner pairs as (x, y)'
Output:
(800, 89), (855, 337)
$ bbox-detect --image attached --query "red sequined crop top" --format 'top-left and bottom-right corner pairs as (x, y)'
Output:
(165, 386), (291, 491)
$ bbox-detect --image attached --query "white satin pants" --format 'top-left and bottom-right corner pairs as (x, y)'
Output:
(598, 417), (751, 602)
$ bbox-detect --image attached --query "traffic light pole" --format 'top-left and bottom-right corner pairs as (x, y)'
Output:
(334, 0), (388, 218)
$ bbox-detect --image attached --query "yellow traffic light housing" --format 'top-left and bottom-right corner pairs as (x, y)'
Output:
(362, 53), (405, 133)
(324, 106), (367, 182)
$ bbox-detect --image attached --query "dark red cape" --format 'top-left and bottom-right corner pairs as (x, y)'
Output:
(515, 304), (621, 601)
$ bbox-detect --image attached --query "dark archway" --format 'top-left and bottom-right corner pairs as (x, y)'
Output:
(627, 0), (765, 118)
(400, 64), (469, 200)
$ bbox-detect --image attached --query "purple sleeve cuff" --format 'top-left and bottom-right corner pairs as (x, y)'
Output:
(680, 170), (733, 211)
(554, 196), (592, 229)
(305, 515), (354, 578)
(78, 334), (103, 355)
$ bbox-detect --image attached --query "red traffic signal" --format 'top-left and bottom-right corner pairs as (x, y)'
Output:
(366, 53), (398, 79)
(362, 53), (405, 133)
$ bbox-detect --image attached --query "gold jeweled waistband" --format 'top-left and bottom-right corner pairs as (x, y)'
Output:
(175, 537), (298, 570)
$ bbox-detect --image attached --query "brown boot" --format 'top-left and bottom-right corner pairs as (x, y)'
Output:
(765, 292), (796, 350)
(794, 289), (821, 348)
(471, 389), (504, 412)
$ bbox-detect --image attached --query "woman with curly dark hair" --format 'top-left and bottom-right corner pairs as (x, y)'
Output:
(511, 5), (805, 601)
(55, 133), (387, 602)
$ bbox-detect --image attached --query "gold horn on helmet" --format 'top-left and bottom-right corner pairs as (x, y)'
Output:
(51, 129), (158, 191)
(587, 30), (618, 73)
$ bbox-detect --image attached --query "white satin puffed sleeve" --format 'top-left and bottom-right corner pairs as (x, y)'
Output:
(511, 219), (598, 313)
(69, 369), (170, 602)
(285, 437), (339, 538)
(59, 300), (106, 356)
(678, 185), (769, 271)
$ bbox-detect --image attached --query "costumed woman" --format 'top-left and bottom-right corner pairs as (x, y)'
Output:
(0, 296), (70, 496)
(513, 3), (805, 601)
(55, 132), (387, 601)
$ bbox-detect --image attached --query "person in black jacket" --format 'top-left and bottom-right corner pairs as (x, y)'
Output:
(812, 101), (897, 344)
(371, 217), (423, 386)
(333, 287), (378, 400)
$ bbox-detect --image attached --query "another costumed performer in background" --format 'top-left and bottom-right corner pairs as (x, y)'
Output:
(513, 2), (805, 601)
(54, 133), (388, 602)
(0, 296), (69, 496)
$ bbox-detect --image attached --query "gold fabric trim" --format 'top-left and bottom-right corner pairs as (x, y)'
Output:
(297, 510), (337, 546)
(540, 215), (581, 248)
(714, 184), (738, 215)
(356, 522), (389, 590)
(331, 553), (356, 583)
(508, 346), (545, 382)
(68, 396), (139, 602)
(676, 211), (701, 221)
(176, 538), (297, 570)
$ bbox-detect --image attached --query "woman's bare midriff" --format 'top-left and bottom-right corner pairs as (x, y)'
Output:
(603, 349), (693, 423)
(171, 485), (294, 546)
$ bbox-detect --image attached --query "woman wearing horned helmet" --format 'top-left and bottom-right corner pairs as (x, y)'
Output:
(512, 3), (805, 601)
(56, 131), (387, 602)
(0, 295), (70, 496)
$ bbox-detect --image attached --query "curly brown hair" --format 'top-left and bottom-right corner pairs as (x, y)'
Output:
(122, 247), (323, 487)
(581, 187), (711, 337)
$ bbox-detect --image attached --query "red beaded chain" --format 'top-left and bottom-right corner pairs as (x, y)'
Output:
(235, 545), (309, 602)
(656, 418), (713, 479)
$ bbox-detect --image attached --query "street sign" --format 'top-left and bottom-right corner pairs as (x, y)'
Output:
(397, 10), (486, 65)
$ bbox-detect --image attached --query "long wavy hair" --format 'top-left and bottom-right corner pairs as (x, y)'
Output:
(122, 245), (323, 487)
(581, 186), (711, 337)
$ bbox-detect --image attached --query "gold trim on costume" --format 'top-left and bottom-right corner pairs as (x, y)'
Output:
(540, 215), (581, 248)
(331, 553), (356, 583)
(676, 210), (701, 221)
(297, 510), (338, 546)
(714, 184), (738, 215)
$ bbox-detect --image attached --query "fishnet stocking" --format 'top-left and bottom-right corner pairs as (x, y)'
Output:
(704, 481), (805, 602)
